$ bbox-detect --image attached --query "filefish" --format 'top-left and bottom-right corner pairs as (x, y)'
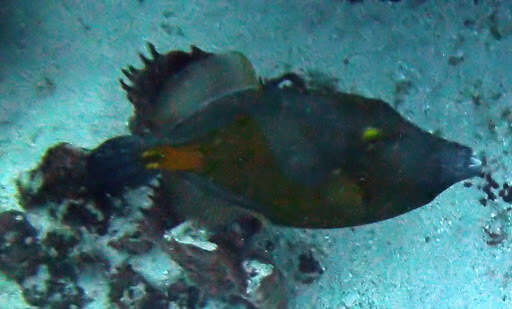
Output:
(103, 43), (482, 228)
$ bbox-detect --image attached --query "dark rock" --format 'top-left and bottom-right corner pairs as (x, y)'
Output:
(167, 279), (203, 308)
(297, 250), (324, 284)
(499, 183), (512, 203)
(211, 215), (262, 252)
(139, 184), (183, 238)
(298, 251), (323, 274)
(164, 223), (244, 299)
(485, 173), (499, 189)
(16, 143), (88, 208)
(241, 257), (287, 308)
(479, 197), (488, 207)
(60, 199), (110, 235)
(478, 173), (501, 203)
(482, 207), (511, 247)
(109, 264), (168, 309)
(42, 230), (80, 259)
(483, 184), (497, 201)
(483, 225), (507, 246)
(108, 232), (153, 255)
(21, 267), (87, 309)
(47, 260), (78, 280)
(162, 221), (287, 308)
(72, 251), (110, 272)
(0, 211), (46, 281)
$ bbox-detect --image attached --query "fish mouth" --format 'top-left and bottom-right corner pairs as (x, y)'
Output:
(457, 150), (483, 180)
(468, 154), (483, 174)
(435, 144), (482, 188)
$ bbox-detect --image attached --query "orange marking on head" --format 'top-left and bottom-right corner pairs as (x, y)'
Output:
(145, 145), (205, 171)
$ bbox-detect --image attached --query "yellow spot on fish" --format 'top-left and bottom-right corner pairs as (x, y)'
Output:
(145, 162), (161, 169)
(142, 149), (165, 159)
(362, 127), (382, 142)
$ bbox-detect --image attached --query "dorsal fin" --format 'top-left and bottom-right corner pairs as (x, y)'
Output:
(120, 43), (260, 136)
(120, 43), (212, 134)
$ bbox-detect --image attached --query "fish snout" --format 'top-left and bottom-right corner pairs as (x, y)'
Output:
(468, 153), (483, 175)
(436, 143), (482, 188)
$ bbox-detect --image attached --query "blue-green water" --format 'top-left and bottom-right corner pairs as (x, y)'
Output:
(1, 1), (511, 308)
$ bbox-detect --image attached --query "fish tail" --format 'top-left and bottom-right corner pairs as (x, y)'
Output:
(86, 135), (159, 196)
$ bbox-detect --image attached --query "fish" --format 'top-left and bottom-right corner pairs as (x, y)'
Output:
(110, 43), (482, 228)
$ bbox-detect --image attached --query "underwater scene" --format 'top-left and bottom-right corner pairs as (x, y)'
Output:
(1, 0), (512, 308)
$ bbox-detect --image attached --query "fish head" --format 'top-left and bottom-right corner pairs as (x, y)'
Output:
(339, 96), (482, 221)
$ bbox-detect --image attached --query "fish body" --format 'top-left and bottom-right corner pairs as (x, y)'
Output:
(114, 44), (481, 228)
(149, 77), (480, 228)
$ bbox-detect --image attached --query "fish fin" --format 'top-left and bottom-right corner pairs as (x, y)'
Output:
(262, 71), (341, 95)
(121, 43), (261, 138)
(262, 72), (307, 92)
(142, 145), (205, 171)
(119, 43), (212, 134)
(86, 135), (159, 196)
